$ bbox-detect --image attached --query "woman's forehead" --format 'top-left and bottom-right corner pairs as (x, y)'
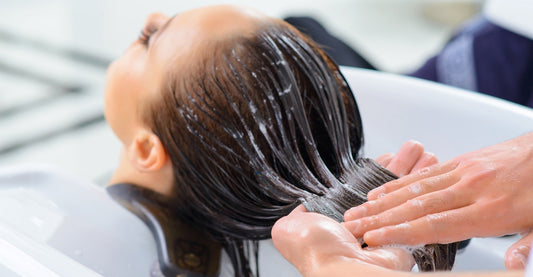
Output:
(147, 6), (271, 79)
(178, 5), (267, 33)
(155, 7), (266, 55)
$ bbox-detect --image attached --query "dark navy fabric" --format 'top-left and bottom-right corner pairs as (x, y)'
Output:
(284, 16), (376, 69)
(410, 17), (533, 108)
(284, 15), (533, 108)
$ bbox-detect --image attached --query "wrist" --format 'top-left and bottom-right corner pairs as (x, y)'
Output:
(307, 257), (410, 277)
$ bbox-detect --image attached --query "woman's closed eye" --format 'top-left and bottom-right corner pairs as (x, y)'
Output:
(139, 22), (159, 46)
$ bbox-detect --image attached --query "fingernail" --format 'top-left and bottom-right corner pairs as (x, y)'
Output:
(410, 140), (421, 144)
(345, 206), (367, 220)
(367, 188), (382, 199)
(512, 248), (528, 268)
(402, 140), (421, 151)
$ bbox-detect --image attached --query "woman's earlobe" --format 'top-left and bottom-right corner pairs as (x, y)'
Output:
(129, 130), (169, 173)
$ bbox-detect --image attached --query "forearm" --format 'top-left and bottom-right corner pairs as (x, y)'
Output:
(307, 258), (409, 277)
(426, 271), (523, 277)
(308, 258), (524, 277)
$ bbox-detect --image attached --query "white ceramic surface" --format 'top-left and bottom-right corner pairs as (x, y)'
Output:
(0, 165), (157, 277)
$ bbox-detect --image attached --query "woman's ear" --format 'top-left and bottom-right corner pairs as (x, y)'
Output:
(127, 129), (169, 173)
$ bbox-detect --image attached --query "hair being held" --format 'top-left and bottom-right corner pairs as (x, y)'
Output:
(145, 19), (458, 276)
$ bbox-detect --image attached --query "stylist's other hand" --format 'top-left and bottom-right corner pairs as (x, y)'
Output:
(344, 133), (533, 269)
(375, 140), (438, 177)
(272, 206), (414, 277)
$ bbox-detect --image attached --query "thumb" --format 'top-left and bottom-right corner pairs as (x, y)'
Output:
(505, 230), (533, 270)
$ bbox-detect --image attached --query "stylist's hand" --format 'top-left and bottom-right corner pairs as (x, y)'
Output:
(272, 206), (414, 277)
(375, 140), (438, 177)
(344, 133), (533, 270)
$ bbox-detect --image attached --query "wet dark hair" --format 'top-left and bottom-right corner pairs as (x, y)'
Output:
(147, 19), (457, 276)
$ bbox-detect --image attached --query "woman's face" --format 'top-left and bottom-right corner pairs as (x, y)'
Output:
(104, 5), (266, 145)
(103, 6), (267, 193)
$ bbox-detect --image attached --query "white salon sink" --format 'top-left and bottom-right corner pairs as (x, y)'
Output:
(1, 68), (532, 276)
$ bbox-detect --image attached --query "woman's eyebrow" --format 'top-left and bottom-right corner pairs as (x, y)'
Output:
(152, 14), (178, 45)
(159, 14), (178, 35)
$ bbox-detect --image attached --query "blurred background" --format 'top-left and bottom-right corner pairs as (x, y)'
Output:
(0, 0), (484, 184)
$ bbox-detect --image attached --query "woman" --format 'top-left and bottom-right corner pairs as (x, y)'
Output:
(104, 5), (456, 276)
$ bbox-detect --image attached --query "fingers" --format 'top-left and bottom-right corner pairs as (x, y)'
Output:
(272, 205), (309, 246)
(385, 141), (424, 177)
(375, 144), (437, 177)
(345, 185), (469, 238)
(505, 230), (533, 270)
(367, 159), (458, 201)
(273, 209), (416, 274)
(375, 153), (394, 168)
(361, 205), (479, 246)
(272, 211), (363, 276)
(345, 172), (459, 222)
(289, 204), (308, 215)
(412, 152), (438, 172)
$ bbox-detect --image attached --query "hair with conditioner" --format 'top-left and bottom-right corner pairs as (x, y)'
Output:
(147, 20), (458, 276)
